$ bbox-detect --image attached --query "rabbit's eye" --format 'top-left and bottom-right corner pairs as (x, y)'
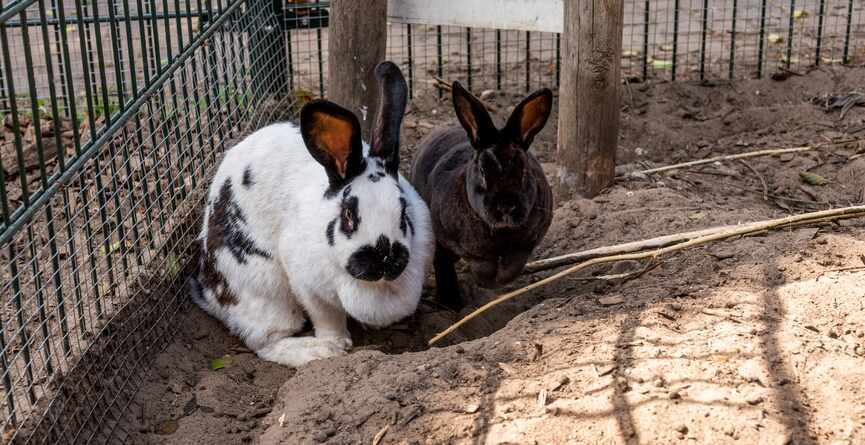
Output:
(340, 196), (360, 236)
(342, 208), (354, 228)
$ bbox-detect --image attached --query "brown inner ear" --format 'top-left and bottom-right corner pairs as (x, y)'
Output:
(519, 96), (551, 140)
(455, 96), (480, 142)
(311, 112), (354, 177)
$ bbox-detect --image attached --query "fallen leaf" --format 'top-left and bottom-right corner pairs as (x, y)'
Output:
(156, 419), (179, 435)
(102, 240), (133, 255)
(210, 354), (233, 370)
(166, 253), (181, 279)
(768, 33), (783, 44)
(799, 171), (828, 186)
(688, 211), (706, 221)
(651, 59), (673, 69)
(793, 9), (808, 19)
(278, 412), (286, 427)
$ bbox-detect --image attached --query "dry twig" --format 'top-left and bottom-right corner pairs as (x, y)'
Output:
(628, 145), (816, 176)
(738, 159), (768, 201)
(431, 76), (453, 92)
(429, 206), (865, 345)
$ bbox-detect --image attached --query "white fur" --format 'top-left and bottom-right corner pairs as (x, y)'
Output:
(192, 122), (433, 367)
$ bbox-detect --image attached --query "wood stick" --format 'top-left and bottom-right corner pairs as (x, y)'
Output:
(627, 138), (862, 177)
(429, 205), (865, 345)
(628, 145), (815, 176)
(524, 224), (739, 273)
(524, 211), (864, 274)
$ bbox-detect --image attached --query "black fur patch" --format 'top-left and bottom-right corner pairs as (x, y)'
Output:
(368, 173), (381, 182)
(209, 178), (271, 265)
(346, 235), (410, 281)
(242, 166), (254, 188)
(326, 219), (336, 246)
(399, 197), (414, 237)
(197, 238), (237, 306)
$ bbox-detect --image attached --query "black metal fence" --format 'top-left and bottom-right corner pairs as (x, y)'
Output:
(0, 0), (863, 443)
(0, 0), (291, 441)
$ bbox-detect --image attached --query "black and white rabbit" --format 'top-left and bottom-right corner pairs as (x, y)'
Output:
(189, 62), (433, 367)
(410, 82), (553, 310)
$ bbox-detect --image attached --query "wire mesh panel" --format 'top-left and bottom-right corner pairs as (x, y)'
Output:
(279, 0), (865, 98)
(0, 0), (291, 441)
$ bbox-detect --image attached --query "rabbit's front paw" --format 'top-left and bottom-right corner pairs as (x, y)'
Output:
(257, 337), (350, 367)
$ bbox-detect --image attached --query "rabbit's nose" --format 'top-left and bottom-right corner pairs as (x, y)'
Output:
(499, 201), (517, 215)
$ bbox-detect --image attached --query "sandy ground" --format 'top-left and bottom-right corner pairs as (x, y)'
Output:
(128, 65), (865, 444)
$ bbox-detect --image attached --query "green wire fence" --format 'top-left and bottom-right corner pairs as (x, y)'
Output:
(0, 0), (862, 443)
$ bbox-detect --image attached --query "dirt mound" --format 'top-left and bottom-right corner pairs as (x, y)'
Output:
(129, 65), (865, 444)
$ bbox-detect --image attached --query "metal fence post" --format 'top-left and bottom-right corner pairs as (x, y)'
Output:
(250, 0), (288, 97)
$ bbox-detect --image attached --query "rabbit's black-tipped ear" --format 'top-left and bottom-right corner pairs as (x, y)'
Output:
(370, 61), (408, 176)
(300, 100), (365, 193)
(452, 81), (498, 150)
(504, 88), (553, 149)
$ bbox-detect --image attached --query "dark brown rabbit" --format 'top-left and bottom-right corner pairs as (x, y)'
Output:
(410, 82), (554, 310)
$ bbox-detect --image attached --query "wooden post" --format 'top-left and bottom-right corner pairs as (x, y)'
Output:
(556, 0), (624, 198)
(327, 0), (388, 140)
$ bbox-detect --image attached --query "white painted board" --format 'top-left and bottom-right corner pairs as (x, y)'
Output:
(387, 0), (564, 33)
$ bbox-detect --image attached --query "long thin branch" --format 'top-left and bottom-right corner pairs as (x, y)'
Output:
(628, 145), (815, 176)
(429, 205), (865, 345)
(524, 211), (865, 274)
(524, 224), (739, 274)
(626, 138), (862, 177)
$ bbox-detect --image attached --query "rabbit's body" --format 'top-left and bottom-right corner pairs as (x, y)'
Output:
(412, 126), (552, 287)
(190, 63), (432, 367)
(411, 84), (554, 309)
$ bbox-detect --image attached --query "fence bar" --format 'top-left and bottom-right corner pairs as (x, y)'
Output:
(406, 24), (413, 98)
(495, 29), (501, 90)
(0, 8), (39, 407)
(699, 0), (709, 80)
(466, 27), (472, 91)
(524, 30), (530, 92)
(729, 0), (737, 78)
(21, 10), (59, 376)
(843, 0), (853, 64)
(316, 26), (324, 96)
(287, 20), (295, 92)
(642, 0), (649, 80)
(672, 0), (679, 80)
(814, 0), (825, 65)
(757, 0), (767, 78)
(785, 0), (795, 68)
(436, 25), (443, 98)
(36, 0), (75, 358)
(555, 33), (560, 87)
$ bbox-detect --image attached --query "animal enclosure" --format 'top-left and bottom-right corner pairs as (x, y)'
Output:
(0, 0), (863, 443)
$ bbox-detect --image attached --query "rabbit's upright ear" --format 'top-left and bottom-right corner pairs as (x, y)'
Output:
(452, 81), (498, 150)
(504, 88), (553, 149)
(301, 100), (365, 191)
(370, 61), (408, 176)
